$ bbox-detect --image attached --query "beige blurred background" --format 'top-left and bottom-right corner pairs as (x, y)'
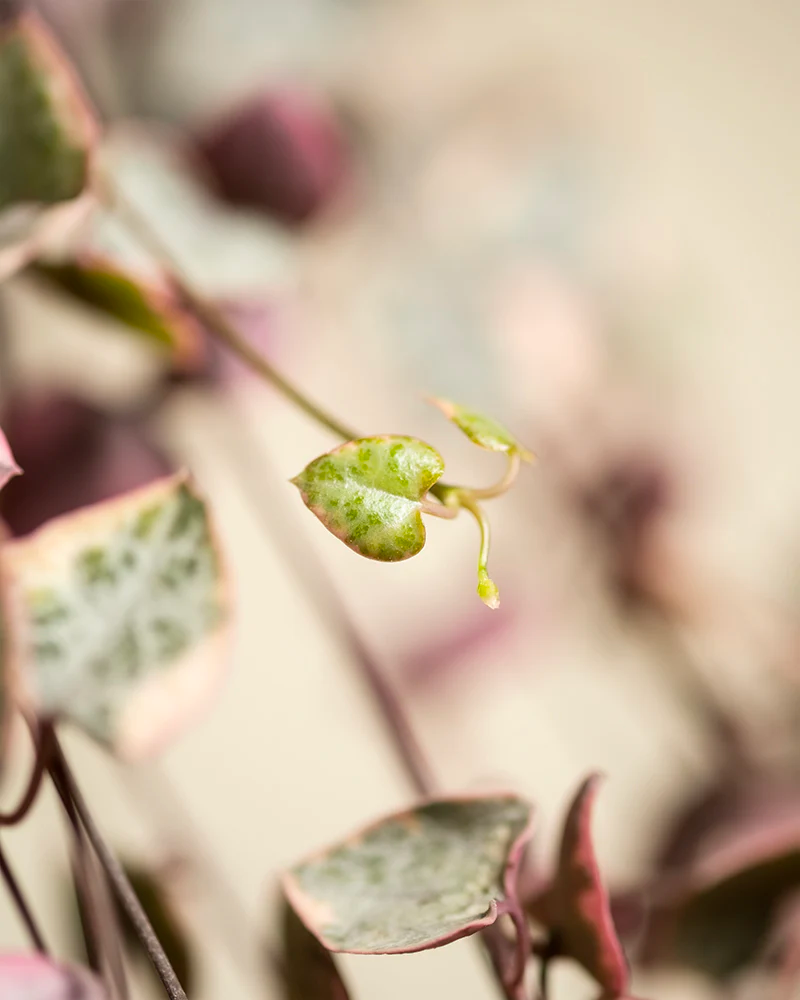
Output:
(4, 1), (800, 998)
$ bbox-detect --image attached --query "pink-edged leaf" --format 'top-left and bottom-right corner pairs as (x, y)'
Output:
(34, 255), (206, 369)
(283, 794), (533, 954)
(0, 953), (105, 998)
(530, 775), (629, 997)
(3, 472), (231, 759)
(0, 426), (20, 492)
(282, 895), (351, 1000)
(292, 436), (445, 562)
(0, 10), (97, 280)
(0, 392), (173, 537)
(195, 87), (349, 225)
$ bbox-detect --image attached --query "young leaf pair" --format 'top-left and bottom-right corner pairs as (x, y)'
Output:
(292, 399), (533, 609)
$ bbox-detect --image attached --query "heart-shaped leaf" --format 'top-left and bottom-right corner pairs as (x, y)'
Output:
(292, 436), (445, 562)
(34, 257), (205, 368)
(0, 427), (20, 492)
(0, 953), (105, 998)
(3, 472), (231, 759)
(0, 11), (97, 279)
(529, 775), (629, 997)
(429, 398), (533, 460)
(281, 895), (351, 1000)
(283, 794), (533, 954)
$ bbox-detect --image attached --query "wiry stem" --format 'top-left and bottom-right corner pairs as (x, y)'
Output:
(0, 723), (52, 827)
(51, 739), (186, 1000)
(0, 837), (48, 953)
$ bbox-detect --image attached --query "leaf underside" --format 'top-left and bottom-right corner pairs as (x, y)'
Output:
(36, 258), (204, 364)
(285, 795), (533, 954)
(3, 473), (230, 759)
(282, 896), (351, 1000)
(545, 775), (629, 997)
(292, 436), (445, 561)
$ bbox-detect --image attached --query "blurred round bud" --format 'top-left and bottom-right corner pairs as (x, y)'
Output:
(195, 88), (350, 226)
(0, 391), (172, 536)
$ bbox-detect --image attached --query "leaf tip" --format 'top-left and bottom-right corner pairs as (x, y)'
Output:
(478, 570), (500, 609)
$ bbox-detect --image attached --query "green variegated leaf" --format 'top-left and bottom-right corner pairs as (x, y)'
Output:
(4, 473), (230, 759)
(282, 896), (351, 1000)
(283, 794), (534, 954)
(292, 436), (445, 562)
(0, 11), (97, 279)
(429, 398), (533, 460)
(35, 256), (205, 367)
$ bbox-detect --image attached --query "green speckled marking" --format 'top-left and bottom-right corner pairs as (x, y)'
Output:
(430, 398), (533, 459)
(292, 436), (445, 562)
(286, 796), (532, 954)
(6, 477), (228, 752)
(0, 16), (90, 210)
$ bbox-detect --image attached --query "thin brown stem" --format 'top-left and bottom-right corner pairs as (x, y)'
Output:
(0, 723), (53, 826)
(49, 747), (128, 999)
(51, 740), (186, 1000)
(0, 837), (48, 953)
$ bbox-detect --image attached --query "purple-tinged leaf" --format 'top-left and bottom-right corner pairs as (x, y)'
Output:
(34, 255), (206, 369)
(0, 10), (97, 280)
(281, 895), (351, 1000)
(643, 811), (800, 981)
(0, 953), (105, 998)
(0, 427), (20, 492)
(429, 397), (533, 461)
(283, 794), (533, 954)
(0, 392), (173, 537)
(4, 472), (231, 759)
(195, 88), (349, 226)
(292, 436), (445, 562)
(529, 775), (629, 997)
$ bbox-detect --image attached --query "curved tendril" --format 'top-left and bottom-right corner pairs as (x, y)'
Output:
(456, 493), (499, 608)
(467, 452), (523, 501)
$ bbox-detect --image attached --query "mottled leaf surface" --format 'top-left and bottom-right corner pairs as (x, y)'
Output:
(0, 953), (105, 998)
(429, 398), (532, 459)
(530, 775), (628, 997)
(0, 427), (20, 492)
(4, 473), (230, 758)
(284, 794), (533, 954)
(292, 436), (445, 561)
(35, 257), (204, 367)
(282, 896), (351, 1000)
(0, 12), (96, 278)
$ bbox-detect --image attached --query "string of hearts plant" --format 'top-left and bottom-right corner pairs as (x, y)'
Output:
(0, 6), (647, 1000)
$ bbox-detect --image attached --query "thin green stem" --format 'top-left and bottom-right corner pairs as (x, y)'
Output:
(105, 181), (360, 442)
(458, 493), (491, 574)
(467, 452), (522, 500)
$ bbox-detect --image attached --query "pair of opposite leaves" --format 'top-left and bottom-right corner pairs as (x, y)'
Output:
(284, 775), (640, 1000)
